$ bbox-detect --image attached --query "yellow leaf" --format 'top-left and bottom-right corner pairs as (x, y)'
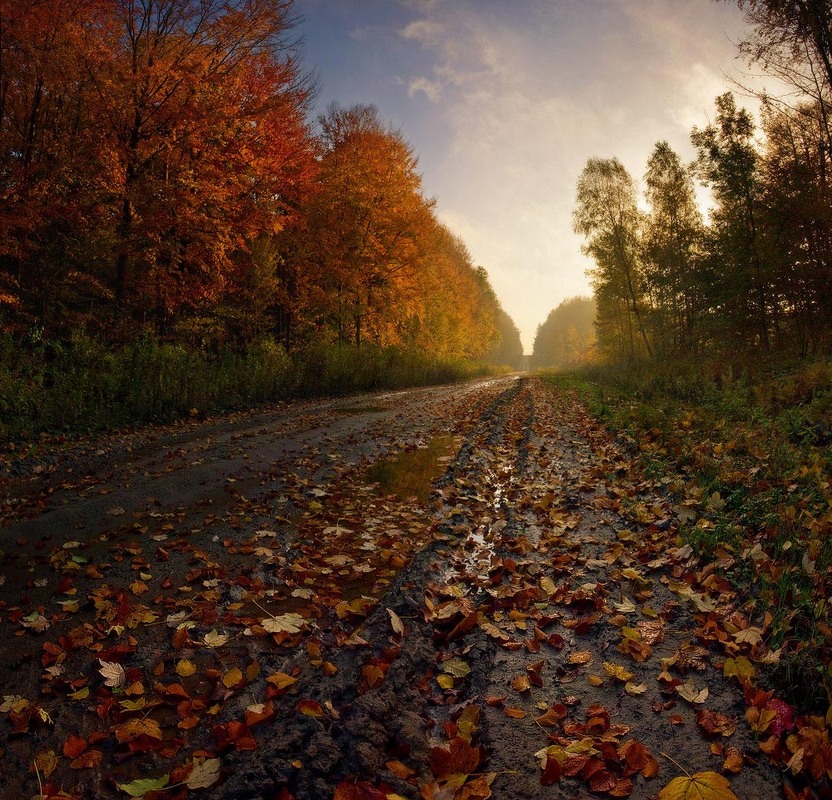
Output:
(265, 672), (297, 690)
(114, 717), (163, 743)
(569, 651), (592, 665)
(658, 771), (739, 800)
(677, 679), (709, 704)
(262, 613), (305, 634)
(222, 667), (243, 689)
(176, 659), (197, 677)
(723, 657), (755, 681)
(203, 630), (229, 648)
(35, 750), (58, 778)
(603, 661), (634, 682)
(441, 658), (471, 678)
(437, 674), (455, 689)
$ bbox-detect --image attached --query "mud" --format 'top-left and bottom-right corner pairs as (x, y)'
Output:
(0, 376), (790, 799)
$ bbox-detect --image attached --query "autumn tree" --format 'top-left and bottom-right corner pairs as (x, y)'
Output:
(732, 0), (832, 152)
(484, 309), (524, 370)
(301, 104), (435, 347)
(1, 0), (315, 337)
(0, 0), (110, 328)
(89, 0), (314, 328)
(574, 158), (652, 361)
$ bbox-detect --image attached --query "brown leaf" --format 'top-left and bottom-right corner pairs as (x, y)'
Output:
(114, 717), (163, 743)
(722, 748), (744, 774)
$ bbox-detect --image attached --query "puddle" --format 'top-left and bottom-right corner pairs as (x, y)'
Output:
(366, 435), (459, 503)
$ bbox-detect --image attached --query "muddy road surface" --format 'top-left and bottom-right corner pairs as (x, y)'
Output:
(0, 377), (791, 799)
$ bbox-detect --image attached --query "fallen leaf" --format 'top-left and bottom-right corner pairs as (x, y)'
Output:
(114, 717), (163, 743)
(35, 750), (58, 777)
(265, 671), (298, 691)
(116, 775), (170, 797)
(187, 757), (221, 789)
(202, 630), (230, 648)
(98, 660), (126, 689)
(176, 659), (197, 677)
(442, 658), (471, 679)
(387, 608), (405, 636)
(262, 613), (306, 634)
(658, 770), (739, 800)
(677, 679), (709, 704)
(62, 735), (88, 759)
(722, 748), (743, 774)
(603, 661), (634, 682)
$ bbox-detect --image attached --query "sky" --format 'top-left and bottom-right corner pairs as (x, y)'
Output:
(296, 0), (763, 353)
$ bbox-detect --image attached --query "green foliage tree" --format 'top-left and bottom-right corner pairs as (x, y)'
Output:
(691, 93), (772, 349)
(574, 158), (652, 361)
(642, 141), (705, 354)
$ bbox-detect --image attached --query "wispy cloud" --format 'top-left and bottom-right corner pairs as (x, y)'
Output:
(384, 0), (758, 350)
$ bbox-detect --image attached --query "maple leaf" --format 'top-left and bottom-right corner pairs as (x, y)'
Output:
(203, 630), (230, 647)
(114, 717), (163, 743)
(21, 612), (50, 632)
(677, 679), (709, 704)
(262, 613), (306, 634)
(187, 757), (221, 789)
(98, 660), (126, 688)
(658, 771), (739, 800)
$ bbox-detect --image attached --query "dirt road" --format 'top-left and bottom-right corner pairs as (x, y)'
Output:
(0, 377), (789, 799)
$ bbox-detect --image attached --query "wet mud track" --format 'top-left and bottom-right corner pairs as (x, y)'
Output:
(0, 377), (790, 798)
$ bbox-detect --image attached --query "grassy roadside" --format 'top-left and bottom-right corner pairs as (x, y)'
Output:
(541, 361), (832, 715)
(0, 333), (499, 444)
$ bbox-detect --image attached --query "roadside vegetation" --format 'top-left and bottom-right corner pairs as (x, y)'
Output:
(542, 359), (832, 718)
(0, 334), (497, 442)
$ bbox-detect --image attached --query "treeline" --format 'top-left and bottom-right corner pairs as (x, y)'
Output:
(0, 1), (520, 377)
(572, 1), (832, 365)
(530, 296), (595, 369)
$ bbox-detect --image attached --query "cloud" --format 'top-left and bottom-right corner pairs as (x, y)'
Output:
(386, 0), (756, 350)
(408, 76), (443, 101)
(400, 19), (445, 46)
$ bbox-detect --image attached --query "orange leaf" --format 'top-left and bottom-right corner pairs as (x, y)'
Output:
(62, 736), (88, 759)
(69, 749), (103, 770)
